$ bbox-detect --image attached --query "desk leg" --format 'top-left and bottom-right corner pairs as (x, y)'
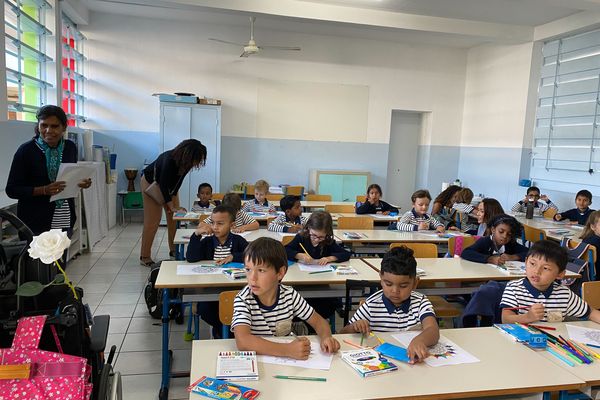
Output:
(159, 288), (171, 400)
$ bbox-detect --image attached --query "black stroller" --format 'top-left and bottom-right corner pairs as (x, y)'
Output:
(0, 209), (121, 399)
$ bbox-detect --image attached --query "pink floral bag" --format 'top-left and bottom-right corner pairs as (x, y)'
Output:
(0, 315), (92, 400)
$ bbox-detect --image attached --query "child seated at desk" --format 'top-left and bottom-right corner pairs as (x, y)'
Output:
(197, 193), (259, 235)
(451, 188), (478, 233)
(581, 210), (600, 250)
(501, 240), (600, 324)
(268, 195), (307, 233)
(461, 214), (528, 265)
(191, 182), (219, 212)
(511, 186), (557, 216)
(232, 237), (340, 359)
(242, 179), (276, 214)
(355, 184), (399, 215)
(186, 205), (249, 338)
(340, 246), (440, 363)
(474, 198), (504, 236)
(553, 190), (594, 225)
(397, 189), (445, 233)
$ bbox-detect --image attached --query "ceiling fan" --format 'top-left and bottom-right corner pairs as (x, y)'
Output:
(209, 16), (301, 57)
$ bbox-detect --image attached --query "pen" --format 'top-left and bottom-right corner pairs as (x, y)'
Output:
(274, 375), (326, 382)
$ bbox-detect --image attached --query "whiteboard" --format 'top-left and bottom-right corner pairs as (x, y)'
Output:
(256, 79), (369, 142)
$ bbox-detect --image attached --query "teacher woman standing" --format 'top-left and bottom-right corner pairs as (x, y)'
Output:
(140, 139), (207, 266)
(6, 105), (92, 236)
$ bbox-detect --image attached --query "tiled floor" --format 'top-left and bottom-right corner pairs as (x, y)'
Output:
(67, 223), (211, 400)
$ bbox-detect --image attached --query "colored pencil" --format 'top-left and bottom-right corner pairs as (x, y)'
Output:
(299, 243), (310, 256)
(309, 270), (332, 274)
(274, 375), (326, 382)
(504, 306), (531, 311)
(548, 342), (583, 365)
(360, 333), (364, 346)
(569, 341), (594, 361)
(577, 342), (600, 360)
(343, 339), (364, 349)
(558, 335), (591, 363)
(370, 332), (385, 344)
(586, 343), (600, 349)
(527, 324), (556, 331)
(547, 347), (576, 367)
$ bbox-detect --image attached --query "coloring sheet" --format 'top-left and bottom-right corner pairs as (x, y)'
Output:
(297, 263), (334, 273)
(176, 264), (223, 275)
(566, 324), (600, 346)
(258, 338), (333, 370)
(392, 332), (480, 367)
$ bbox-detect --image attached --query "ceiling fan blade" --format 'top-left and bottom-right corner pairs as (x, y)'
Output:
(209, 38), (246, 46)
(240, 51), (251, 58)
(258, 45), (301, 51)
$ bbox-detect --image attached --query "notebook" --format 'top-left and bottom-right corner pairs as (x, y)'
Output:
(223, 268), (247, 280)
(188, 376), (260, 400)
(341, 348), (398, 377)
(216, 351), (259, 381)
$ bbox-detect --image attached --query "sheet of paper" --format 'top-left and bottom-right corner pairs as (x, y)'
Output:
(566, 324), (600, 346)
(297, 263), (334, 273)
(49, 163), (95, 201)
(392, 332), (479, 367)
(278, 232), (297, 237)
(235, 231), (253, 238)
(370, 214), (393, 219)
(258, 338), (333, 370)
(176, 264), (223, 275)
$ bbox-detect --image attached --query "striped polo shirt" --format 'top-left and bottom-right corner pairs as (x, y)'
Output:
(204, 210), (256, 228)
(267, 214), (309, 233)
(397, 209), (443, 232)
(349, 290), (436, 332)
(452, 202), (474, 214)
(500, 278), (590, 322)
(231, 284), (314, 336)
(212, 233), (234, 261)
(51, 202), (71, 229)
(242, 199), (276, 214)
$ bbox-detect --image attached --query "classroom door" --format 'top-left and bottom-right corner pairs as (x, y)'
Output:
(386, 111), (421, 211)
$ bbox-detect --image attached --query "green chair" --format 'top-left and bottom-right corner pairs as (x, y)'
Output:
(121, 192), (143, 224)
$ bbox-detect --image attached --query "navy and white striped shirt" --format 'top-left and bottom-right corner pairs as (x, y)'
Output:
(204, 210), (256, 228)
(452, 202), (474, 214)
(397, 209), (443, 231)
(242, 199), (276, 214)
(268, 214), (308, 232)
(500, 278), (590, 322)
(231, 284), (314, 336)
(511, 200), (557, 214)
(51, 202), (71, 229)
(349, 290), (436, 332)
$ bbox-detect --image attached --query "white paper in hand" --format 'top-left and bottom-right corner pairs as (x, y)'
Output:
(50, 163), (94, 201)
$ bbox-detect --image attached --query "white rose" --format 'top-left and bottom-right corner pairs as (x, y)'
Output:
(28, 229), (71, 264)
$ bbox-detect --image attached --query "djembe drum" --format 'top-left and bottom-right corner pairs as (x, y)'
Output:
(124, 168), (138, 192)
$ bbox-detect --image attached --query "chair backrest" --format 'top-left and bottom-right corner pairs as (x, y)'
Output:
(281, 235), (296, 246)
(198, 214), (208, 223)
(356, 195), (366, 203)
(285, 186), (304, 198)
(243, 184), (255, 200)
(523, 225), (546, 244)
(543, 208), (558, 220)
(582, 281), (600, 309)
(123, 192), (143, 208)
(391, 242), (438, 258)
(337, 216), (373, 230)
(306, 194), (332, 201)
(212, 192), (225, 201)
(325, 204), (355, 213)
(266, 194), (284, 201)
(219, 290), (239, 339)
(448, 236), (478, 257)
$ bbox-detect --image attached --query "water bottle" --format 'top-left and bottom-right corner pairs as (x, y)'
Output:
(525, 197), (534, 219)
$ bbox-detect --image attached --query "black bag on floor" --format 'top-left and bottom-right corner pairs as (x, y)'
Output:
(144, 264), (183, 323)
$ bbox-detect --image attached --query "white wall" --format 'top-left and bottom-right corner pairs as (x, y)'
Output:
(82, 12), (468, 147)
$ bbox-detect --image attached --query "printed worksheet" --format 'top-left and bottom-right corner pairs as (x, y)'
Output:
(392, 332), (480, 367)
(566, 324), (600, 346)
(297, 263), (334, 273)
(258, 338), (333, 370)
(176, 264), (223, 275)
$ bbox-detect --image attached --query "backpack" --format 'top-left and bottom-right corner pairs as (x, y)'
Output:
(144, 264), (183, 323)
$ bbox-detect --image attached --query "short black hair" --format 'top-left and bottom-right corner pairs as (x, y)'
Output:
(212, 205), (235, 222)
(367, 184), (382, 196)
(280, 195), (301, 212)
(489, 214), (522, 241)
(380, 246), (417, 278)
(576, 189), (592, 202)
(527, 186), (541, 195)
(527, 240), (568, 272)
(198, 182), (212, 192)
(222, 193), (242, 212)
(244, 237), (288, 274)
(411, 189), (431, 203)
(36, 105), (68, 127)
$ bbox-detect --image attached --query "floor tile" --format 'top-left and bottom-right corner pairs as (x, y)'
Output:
(116, 349), (190, 376)
(127, 317), (163, 333)
(109, 317), (131, 334)
(105, 333), (126, 353)
(108, 281), (145, 293)
(121, 332), (162, 351)
(100, 292), (140, 306)
(95, 303), (136, 318)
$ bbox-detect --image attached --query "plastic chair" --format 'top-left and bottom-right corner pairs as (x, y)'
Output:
(543, 208), (557, 220)
(121, 192), (143, 224)
(582, 281), (600, 309)
(266, 194), (284, 201)
(522, 225), (546, 246)
(356, 195), (366, 203)
(306, 194), (332, 201)
(337, 216), (373, 230)
(325, 204), (355, 213)
(219, 290), (239, 339)
(390, 242), (438, 258)
(285, 186), (304, 199)
(281, 236), (295, 246)
(447, 236), (478, 257)
(212, 193), (225, 201)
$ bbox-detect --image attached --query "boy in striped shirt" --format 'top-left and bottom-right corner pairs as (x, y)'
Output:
(232, 237), (340, 360)
(197, 193), (259, 235)
(501, 240), (600, 324)
(341, 246), (440, 363)
(268, 195), (308, 233)
(397, 189), (445, 233)
(242, 179), (277, 214)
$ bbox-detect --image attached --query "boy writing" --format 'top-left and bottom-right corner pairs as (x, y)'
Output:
(501, 240), (600, 324)
(197, 193), (259, 235)
(191, 182), (219, 212)
(242, 179), (276, 214)
(268, 195), (307, 233)
(397, 190), (445, 232)
(511, 186), (557, 215)
(340, 246), (439, 363)
(232, 237), (340, 359)
(553, 190), (594, 225)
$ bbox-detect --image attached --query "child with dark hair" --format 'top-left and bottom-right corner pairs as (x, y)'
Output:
(474, 198), (505, 236)
(431, 185), (461, 216)
(581, 210), (600, 250)
(232, 238), (340, 359)
(501, 240), (600, 324)
(511, 186), (557, 215)
(268, 195), (307, 233)
(191, 182), (219, 211)
(197, 193), (259, 234)
(397, 190), (445, 232)
(340, 246), (439, 363)
(554, 190), (595, 225)
(461, 214), (528, 264)
(356, 184), (398, 215)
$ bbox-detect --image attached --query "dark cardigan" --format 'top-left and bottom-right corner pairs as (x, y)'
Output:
(186, 233), (248, 263)
(356, 200), (399, 215)
(461, 235), (529, 264)
(143, 150), (186, 204)
(6, 138), (77, 235)
(285, 234), (351, 262)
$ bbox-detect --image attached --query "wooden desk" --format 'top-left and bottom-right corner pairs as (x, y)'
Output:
(334, 229), (458, 244)
(514, 215), (583, 241)
(188, 329), (584, 400)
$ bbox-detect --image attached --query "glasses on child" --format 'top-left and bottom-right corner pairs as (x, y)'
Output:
(309, 231), (327, 241)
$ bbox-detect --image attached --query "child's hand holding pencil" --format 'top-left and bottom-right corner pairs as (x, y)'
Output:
(288, 336), (311, 360)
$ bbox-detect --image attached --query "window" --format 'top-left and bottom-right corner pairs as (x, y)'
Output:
(531, 28), (600, 192)
(61, 13), (85, 126)
(4, 0), (53, 121)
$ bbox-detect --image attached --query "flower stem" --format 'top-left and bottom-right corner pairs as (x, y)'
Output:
(54, 260), (78, 300)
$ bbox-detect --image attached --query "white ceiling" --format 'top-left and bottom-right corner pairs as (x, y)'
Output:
(83, 0), (600, 48)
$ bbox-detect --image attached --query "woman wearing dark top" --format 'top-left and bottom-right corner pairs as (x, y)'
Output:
(140, 139), (207, 266)
(355, 184), (399, 215)
(6, 105), (92, 236)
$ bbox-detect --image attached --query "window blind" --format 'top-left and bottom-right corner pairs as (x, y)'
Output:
(61, 13), (85, 126)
